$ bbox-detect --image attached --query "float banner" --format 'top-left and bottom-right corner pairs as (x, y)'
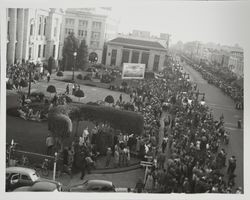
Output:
(122, 63), (145, 79)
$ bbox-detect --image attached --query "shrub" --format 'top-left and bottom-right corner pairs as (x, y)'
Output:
(101, 74), (115, 83)
(19, 79), (28, 88)
(104, 95), (114, 104)
(46, 85), (56, 94)
(34, 74), (40, 81)
(121, 81), (128, 87)
(74, 89), (85, 101)
(56, 71), (64, 77)
(76, 74), (83, 80)
(83, 74), (91, 81)
(72, 103), (143, 135)
(30, 92), (45, 102)
(92, 63), (105, 69)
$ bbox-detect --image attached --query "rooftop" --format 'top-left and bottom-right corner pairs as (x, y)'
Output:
(108, 37), (166, 50)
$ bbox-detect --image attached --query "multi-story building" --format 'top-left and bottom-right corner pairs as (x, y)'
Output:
(105, 37), (168, 72)
(58, 8), (108, 63)
(6, 8), (63, 66)
(228, 49), (244, 78)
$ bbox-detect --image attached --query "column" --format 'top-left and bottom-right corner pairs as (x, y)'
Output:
(138, 51), (142, 63)
(148, 51), (155, 71)
(116, 47), (122, 66)
(7, 8), (17, 65)
(16, 9), (25, 62)
(128, 50), (132, 63)
(22, 9), (30, 61)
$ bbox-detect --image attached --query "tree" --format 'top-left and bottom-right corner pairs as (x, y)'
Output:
(62, 32), (79, 71)
(47, 85), (56, 97)
(48, 113), (72, 151)
(77, 39), (88, 70)
(104, 95), (114, 105)
(74, 89), (85, 101)
(48, 56), (55, 74)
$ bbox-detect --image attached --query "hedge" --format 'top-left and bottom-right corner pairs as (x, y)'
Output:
(76, 74), (83, 80)
(49, 103), (144, 136)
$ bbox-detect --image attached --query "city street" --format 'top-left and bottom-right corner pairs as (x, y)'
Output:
(181, 59), (244, 189)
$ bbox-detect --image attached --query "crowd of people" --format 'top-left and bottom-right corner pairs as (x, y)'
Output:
(182, 56), (243, 110)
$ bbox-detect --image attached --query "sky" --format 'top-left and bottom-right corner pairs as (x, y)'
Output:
(109, 1), (250, 47)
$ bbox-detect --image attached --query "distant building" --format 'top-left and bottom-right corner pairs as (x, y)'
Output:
(105, 37), (168, 72)
(58, 8), (119, 64)
(6, 8), (63, 66)
(228, 49), (244, 78)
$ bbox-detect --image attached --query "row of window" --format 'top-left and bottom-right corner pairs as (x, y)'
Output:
(111, 49), (163, 71)
(65, 18), (102, 29)
(65, 29), (101, 40)
(37, 44), (56, 58)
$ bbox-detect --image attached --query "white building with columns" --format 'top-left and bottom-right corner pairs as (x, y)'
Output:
(6, 8), (63, 66)
(106, 37), (168, 72)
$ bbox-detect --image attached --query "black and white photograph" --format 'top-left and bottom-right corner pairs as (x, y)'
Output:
(1, 0), (250, 199)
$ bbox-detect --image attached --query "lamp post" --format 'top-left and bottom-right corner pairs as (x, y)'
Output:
(72, 52), (77, 81)
(53, 152), (58, 181)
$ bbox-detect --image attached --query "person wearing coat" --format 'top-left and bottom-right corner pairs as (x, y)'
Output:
(144, 172), (154, 193)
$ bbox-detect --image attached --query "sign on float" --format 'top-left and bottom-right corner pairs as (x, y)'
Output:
(122, 63), (146, 79)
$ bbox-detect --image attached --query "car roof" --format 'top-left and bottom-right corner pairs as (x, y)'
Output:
(6, 167), (36, 175)
(14, 182), (58, 192)
(86, 180), (113, 187)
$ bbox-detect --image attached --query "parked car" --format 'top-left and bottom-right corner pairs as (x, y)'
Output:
(13, 181), (62, 192)
(69, 180), (116, 192)
(6, 167), (61, 192)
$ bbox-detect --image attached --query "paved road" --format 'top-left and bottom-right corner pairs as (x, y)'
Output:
(181, 60), (244, 189)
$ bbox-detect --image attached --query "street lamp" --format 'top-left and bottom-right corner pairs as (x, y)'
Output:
(72, 51), (77, 81)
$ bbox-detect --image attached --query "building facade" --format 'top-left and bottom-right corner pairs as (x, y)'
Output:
(228, 50), (244, 78)
(106, 37), (168, 72)
(6, 8), (63, 66)
(58, 8), (108, 63)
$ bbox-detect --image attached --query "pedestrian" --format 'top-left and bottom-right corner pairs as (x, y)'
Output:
(135, 178), (144, 193)
(80, 159), (86, 180)
(144, 171), (154, 193)
(45, 134), (54, 155)
(66, 84), (69, 95)
(119, 94), (123, 102)
(105, 147), (112, 167)
(47, 72), (50, 83)
(114, 147), (119, 168)
(227, 156), (236, 175)
(72, 84), (76, 95)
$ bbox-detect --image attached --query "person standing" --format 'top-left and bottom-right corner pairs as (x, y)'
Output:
(114, 146), (119, 168)
(105, 147), (112, 167)
(47, 72), (50, 83)
(66, 84), (69, 95)
(227, 156), (237, 175)
(46, 134), (54, 155)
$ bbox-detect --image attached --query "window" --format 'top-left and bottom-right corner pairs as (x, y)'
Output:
(29, 47), (32, 59)
(91, 32), (100, 40)
(30, 24), (33, 36)
(121, 49), (130, 64)
(110, 49), (117, 65)
(131, 51), (139, 63)
(21, 175), (31, 181)
(79, 20), (88, 27)
(53, 45), (56, 58)
(153, 54), (160, 71)
(65, 18), (74, 25)
(43, 18), (46, 36)
(38, 45), (41, 58)
(38, 17), (42, 35)
(141, 52), (149, 68)
(65, 28), (74, 35)
(90, 41), (99, 48)
(92, 21), (102, 29)
(78, 30), (87, 37)
(43, 45), (46, 57)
